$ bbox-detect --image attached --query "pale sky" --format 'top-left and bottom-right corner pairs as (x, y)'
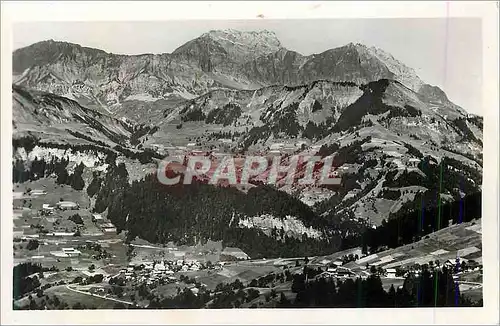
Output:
(13, 19), (482, 114)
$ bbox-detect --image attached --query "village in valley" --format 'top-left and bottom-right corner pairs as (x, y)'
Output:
(13, 177), (483, 309)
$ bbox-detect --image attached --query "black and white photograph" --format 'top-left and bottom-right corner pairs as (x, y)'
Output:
(1, 1), (498, 325)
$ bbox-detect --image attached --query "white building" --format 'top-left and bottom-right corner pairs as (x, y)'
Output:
(42, 204), (55, 214)
(30, 189), (47, 196)
(386, 268), (397, 278)
(92, 214), (104, 223)
(61, 248), (81, 257)
(101, 222), (117, 233)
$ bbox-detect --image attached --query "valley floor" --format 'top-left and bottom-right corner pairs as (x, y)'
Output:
(12, 178), (482, 309)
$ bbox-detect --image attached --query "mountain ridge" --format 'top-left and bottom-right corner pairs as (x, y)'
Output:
(13, 30), (468, 119)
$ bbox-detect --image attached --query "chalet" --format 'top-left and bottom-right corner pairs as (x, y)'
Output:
(30, 189), (47, 196)
(101, 222), (117, 233)
(42, 204), (55, 215)
(62, 248), (81, 257)
(386, 268), (397, 278)
(336, 267), (353, 277)
(408, 158), (421, 167)
(92, 214), (104, 223)
(314, 271), (336, 280)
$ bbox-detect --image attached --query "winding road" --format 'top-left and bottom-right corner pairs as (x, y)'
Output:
(66, 285), (135, 306)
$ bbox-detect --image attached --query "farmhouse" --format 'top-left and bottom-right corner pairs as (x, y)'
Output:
(101, 222), (117, 233)
(92, 214), (104, 223)
(51, 247), (81, 257)
(42, 204), (55, 215)
(386, 268), (397, 278)
(62, 248), (81, 257)
(30, 189), (47, 196)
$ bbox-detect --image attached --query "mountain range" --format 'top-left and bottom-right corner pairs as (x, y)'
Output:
(11, 29), (483, 254)
(13, 29), (457, 117)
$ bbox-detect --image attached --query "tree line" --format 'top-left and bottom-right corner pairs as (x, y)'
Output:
(91, 158), (344, 258)
(283, 265), (480, 308)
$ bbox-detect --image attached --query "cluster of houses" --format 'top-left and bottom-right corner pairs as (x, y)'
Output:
(309, 257), (402, 282)
(117, 259), (218, 286)
(41, 201), (79, 215)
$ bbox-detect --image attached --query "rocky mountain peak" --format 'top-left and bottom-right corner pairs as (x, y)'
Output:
(203, 29), (281, 46)
(191, 29), (282, 61)
(13, 40), (109, 75)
